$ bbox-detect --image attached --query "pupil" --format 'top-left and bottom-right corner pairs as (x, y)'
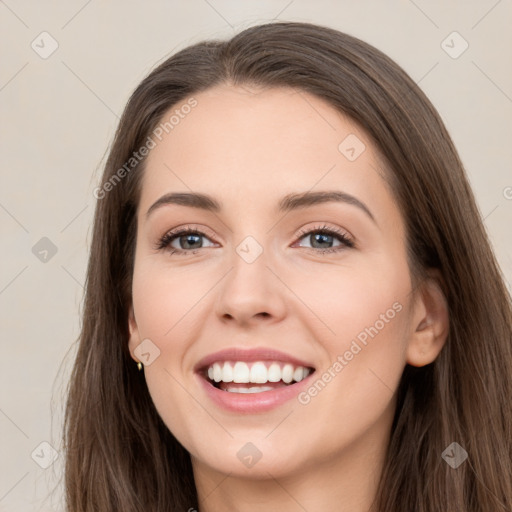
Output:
(182, 234), (201, 249)
(178, 233), (334, 250)
(312, 233), (332, 248)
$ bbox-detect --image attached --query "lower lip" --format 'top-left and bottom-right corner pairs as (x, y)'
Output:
(196, 373), (314, 413)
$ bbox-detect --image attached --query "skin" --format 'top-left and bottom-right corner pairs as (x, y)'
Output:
(127, 84), (449, 512)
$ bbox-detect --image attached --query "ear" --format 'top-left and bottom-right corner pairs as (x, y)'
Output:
(406, 269), (449, 367)
(127, 304), (141, 363)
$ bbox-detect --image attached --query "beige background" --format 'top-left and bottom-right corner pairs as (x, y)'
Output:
(1, 1), (511, 510)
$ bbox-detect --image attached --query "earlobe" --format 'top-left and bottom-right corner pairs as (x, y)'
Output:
(406, 270), (450, 367)
(127, 305), (141, 361)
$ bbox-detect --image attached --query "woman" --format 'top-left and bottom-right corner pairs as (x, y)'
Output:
(63, 21), (512, 511)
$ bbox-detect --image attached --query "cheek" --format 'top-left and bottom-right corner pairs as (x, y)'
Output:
(131, 260), (206, 344)
(292, 254), (410, 410)
(285, 250), (410, 344)
(331, 302), (408, 399)
(293, 296), (408, 462)
(131, 264), (206, 448)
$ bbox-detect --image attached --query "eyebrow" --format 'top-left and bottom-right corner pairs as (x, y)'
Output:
(145, 190), (376, 224)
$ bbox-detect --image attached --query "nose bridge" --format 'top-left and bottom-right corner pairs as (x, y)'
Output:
(235, 234), (266, 266)
(214, 231), (286, 324)
(229, 232), (272, 298)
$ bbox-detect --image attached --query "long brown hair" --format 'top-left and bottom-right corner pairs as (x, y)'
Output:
(62, 21), (512, 511)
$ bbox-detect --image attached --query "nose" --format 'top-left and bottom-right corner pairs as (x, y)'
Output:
(214, 243), (287, 328)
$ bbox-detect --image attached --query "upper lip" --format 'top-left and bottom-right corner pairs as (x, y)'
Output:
(194, 347), (315, 372)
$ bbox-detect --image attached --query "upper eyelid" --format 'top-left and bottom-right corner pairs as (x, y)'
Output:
(162, 223), (348, 237)
(164, 224), (216, 239)
(161, 223), (353, 246)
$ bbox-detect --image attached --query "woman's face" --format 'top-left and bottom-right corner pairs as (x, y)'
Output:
(128, 84), (437, 481)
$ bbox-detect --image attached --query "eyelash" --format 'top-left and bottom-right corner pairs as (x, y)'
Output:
(155, 223), (355, 256)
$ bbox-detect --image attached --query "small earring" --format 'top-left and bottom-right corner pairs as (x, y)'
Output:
(136, 361), (143, 371)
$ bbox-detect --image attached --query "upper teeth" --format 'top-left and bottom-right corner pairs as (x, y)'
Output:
(206, 361), (311, 384)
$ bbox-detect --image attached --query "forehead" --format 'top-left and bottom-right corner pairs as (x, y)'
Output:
(139, 84), (394, 219)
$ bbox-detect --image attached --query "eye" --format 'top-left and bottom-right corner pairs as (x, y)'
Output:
(155, 223), (355, 256)
(155, 225), (217, 255)
(293, 224), (355, 254)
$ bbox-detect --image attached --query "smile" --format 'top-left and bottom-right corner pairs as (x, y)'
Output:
(194, 348), (316, 412)
(205, 361), (312, 393)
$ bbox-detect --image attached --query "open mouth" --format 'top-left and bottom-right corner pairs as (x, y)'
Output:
(200, 361), (315, 394)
